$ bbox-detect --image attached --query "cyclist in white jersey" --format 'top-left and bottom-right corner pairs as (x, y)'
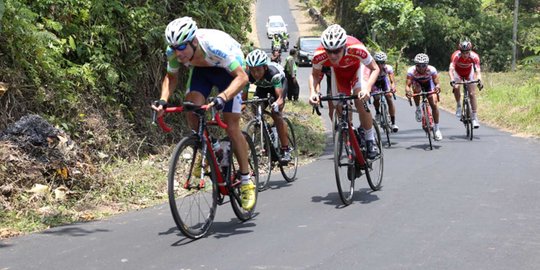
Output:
(151, 17), (256, 210)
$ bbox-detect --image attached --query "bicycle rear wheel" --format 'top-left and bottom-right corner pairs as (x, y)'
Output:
(334, 126), (355, 205)
(226, 132), (259, 221)
(464, 99), (473, 140)
(423, 105), (433, 150)
(279, 117), (298, 182)
(365, 121), (383, 191)
(168, 136), (217, 239)
(245, 119), (272, 191)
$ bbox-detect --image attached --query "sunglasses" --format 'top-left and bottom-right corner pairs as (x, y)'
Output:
(170, 42), (188, 51)
(376, 61), (386, 65)
(325, 48), (342, 55)
(416, 64), (427, 68)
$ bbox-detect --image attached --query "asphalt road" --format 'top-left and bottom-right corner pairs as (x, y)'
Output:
(2, 1), (540, 269)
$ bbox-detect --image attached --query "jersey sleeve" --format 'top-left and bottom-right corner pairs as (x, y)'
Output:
(311, 47), (326, 70)
(386, 65), (394, 74)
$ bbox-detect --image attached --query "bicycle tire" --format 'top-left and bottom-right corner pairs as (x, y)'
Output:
(464, 99), (473, 141)
(245, 119), (272, 191)
(380, 100), (391, 147)
(365, 121), (384, 191)
(168, 136), (217, 239)
(331, 109), (339, 142)
(334, 126), (355, 205)
(225, 132), (259, 221)
(423, 104), (433, 150)
(279, 117), (298, 182)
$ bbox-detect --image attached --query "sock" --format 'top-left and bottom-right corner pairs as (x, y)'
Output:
(434, 123), (439, 130)
(391, 116), (395, 125)
(241, 173), (251, 184)
(472, 112), (477, 120)
(365, 127), (375, 141)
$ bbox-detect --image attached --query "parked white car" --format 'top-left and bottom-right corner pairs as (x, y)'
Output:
(266, 15), (287, 39)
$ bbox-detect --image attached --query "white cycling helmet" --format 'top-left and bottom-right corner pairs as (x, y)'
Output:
(374, 52), (387, 62)
(321, 24), (347, 50)
(246, 49), (269, 67)
(414, 53), (429, 64)
(165, 17), (197, 46)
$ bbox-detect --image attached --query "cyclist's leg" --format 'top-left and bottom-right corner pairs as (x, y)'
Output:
(185, 67), (214, 129)
(452, 70), (463, 116)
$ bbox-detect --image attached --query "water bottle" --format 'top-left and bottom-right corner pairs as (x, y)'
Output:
(271, 126), (279, 149)
(212, 137), (223, 163)
(220, 141), (230, 167)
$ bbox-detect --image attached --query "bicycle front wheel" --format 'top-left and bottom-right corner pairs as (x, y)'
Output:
(227, 132), (259, 221)
(380, 101), (391, 147)
(423, 105), (433, 150)
(279, 117), (298, 182)
(245, 119), (272, 191)
(168, 136), (217, 239)
(464, 99), (473, 140)
(334, 127), (355, 205)
(365, 121), (383, 191)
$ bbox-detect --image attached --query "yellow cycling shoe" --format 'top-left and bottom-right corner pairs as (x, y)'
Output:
(240, 182), (256, 210)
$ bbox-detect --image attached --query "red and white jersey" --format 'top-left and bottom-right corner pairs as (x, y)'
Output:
(450, 50), (481, 78)
(312, 36), (372, 70)
(312, 36), (373, 94)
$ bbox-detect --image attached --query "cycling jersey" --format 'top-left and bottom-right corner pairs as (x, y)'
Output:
(166, 29), (245, 74)
(312, 36), (373, 95)
(450, 50), (481, 80)
(373, 64), (394, 92)
(248, 62), (287, 99)
(407, 65), (438, 91)
(165, 29), (245, 113)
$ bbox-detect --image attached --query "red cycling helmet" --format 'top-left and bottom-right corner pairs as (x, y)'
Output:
(459, 41), (472, 52)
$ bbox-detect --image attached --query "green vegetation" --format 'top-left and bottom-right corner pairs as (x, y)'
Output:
(393, 68), (540, 137)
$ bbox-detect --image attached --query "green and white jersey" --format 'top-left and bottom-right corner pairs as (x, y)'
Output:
(166, 29), (245, 74)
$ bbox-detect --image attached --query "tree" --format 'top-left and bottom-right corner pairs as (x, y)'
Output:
(356, 0), (425, 67)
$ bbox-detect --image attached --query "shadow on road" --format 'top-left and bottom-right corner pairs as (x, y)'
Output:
(42, 226), (110, 237)
(311, 188), (380, 208)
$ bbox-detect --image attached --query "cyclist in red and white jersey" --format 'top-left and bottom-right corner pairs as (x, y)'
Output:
(449, 41), (483, 128)
(405, 53), (443, 141)
(308, 24), (380, 159)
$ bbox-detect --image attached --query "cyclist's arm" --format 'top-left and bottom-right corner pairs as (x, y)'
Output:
(448, 62), (456, 82)
(160, 72), (179, 102)
(219, 66), (249, 101)
(388, 72), (396, 91)
(361, 60), (380, 98)
(432, 73), (441, 91)
(309, 68), (323, 96)
(405, 76), (413, 94)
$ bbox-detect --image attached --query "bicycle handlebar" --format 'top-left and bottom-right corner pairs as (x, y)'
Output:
(154, 102), (228, 133)
(408, 91), (438, 106)
(454, 80), (480, 85)
(241, 96), (275, 105)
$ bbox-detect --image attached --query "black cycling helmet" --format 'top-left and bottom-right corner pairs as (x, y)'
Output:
(289, 48), (297, 55)
(459, 41), (472, 52)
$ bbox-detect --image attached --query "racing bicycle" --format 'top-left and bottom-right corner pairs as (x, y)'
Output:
(454, 79), (481, 141)
(243, 95), (298, 191)
(314, 94), (384, 205)
(154, 101), (259, 239)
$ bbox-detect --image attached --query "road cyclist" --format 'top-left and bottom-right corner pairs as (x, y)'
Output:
(245, 49), (292, 165)
(151, 16), (257, 211)
(371, 51), (399, 133)
(308, 24), (381, 160)
(449, 40), (483, 128)
(405, 53), (443, 141)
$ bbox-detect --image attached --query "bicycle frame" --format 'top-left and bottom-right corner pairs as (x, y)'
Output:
(155, 104), (232, 195)
(321, 94), (366, 166)
(243, 96), (282, 158)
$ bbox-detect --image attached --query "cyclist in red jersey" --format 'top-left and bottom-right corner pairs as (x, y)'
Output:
(449, 41), (483, 128)
(308, 24), (380, 159)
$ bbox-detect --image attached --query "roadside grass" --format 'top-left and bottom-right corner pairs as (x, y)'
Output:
(0, 100), (324, 238)
(394, 67), (540, 138)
